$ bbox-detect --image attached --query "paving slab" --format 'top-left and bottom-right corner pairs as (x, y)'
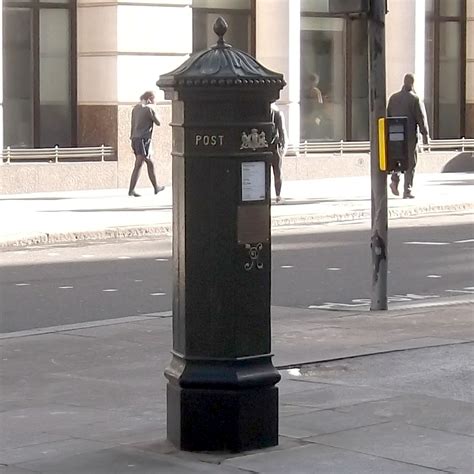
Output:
(223, 443), (447, 474)
(0, 438), (112, 466)
(279, 383), (400, 410)
(333, 394), (474, 437)
(0, 467), (39, 474)
(17, 446), (242, 474)
(279, 406), (386, 439)
(292, 343), (474, 402)
(308, 421), (474, 473)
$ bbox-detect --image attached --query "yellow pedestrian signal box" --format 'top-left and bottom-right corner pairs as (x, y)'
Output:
(378, 116), (409, 172)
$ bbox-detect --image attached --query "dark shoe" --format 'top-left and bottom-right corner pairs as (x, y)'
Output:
(128, 191), (141, 197)
(154, 185), (165, 194)
(403, 192), (415, 199)
(389, 181), (399, 196)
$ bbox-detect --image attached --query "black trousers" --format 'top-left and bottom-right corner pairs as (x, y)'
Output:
(391, 147), (417, 194)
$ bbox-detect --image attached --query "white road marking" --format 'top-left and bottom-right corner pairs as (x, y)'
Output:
(102, 289), (118, 292)
(150, 292), (166, 296)
(280, 265), (294, 269)
(403, 293), (439, 300)
(426, 275), (442, 278)
(58, 286), (74, 289)
(155, 258), (168, 262)
(308, 302), (366, 309)
(327, 267), (341, 271)
(446, 289), (474, 294)
(454, 239), (474, 244)
(117, 256), (131, 260)
(404, 241), (450, 246)
(311, 293), (443, 310)
(134, 280), (143, 283)
(15, 283), (30, 287)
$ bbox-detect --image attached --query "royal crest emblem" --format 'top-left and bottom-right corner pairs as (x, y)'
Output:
(240, 129), (268, 151)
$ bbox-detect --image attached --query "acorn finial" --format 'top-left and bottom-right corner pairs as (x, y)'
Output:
(213, 17), (228, 46)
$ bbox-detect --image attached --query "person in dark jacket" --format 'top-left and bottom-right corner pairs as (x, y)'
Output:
(270, 103), (288, 203)
(128, 91), (165, 197)
(387, 74), (429, 199)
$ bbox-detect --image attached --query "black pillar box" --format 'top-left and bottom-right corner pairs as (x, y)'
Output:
(157, 17), (285, 453)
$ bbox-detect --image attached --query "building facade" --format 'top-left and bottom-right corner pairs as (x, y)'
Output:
(1, 0), (472, 187)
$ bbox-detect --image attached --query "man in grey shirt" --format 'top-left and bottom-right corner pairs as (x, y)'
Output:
(387, 74), (429, 199)
(128, 91), (165, 197)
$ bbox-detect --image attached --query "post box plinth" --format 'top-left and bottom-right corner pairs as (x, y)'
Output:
(165, 354), (280, 452)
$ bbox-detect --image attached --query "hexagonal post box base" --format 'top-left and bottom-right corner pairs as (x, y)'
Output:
(167, 383), (279, 452)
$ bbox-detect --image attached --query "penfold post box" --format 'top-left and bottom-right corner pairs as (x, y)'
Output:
(157, 17), (285, 453)
(378, 116), (409, 172)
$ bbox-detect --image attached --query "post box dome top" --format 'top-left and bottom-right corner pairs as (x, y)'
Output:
(157, 17), (285, 89)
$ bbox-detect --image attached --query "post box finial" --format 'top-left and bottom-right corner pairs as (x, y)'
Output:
(213, 17), (228, 47)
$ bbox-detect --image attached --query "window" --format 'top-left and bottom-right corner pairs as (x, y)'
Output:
(192, 0), (254, 54)
(3, 8), (33, 147)
(425, 0), (466, 138)
(300, 9), (369, 141)
(3, 0), (76, 148)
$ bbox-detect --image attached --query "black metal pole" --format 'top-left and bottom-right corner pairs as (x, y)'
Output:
(368, 0), (388, 310)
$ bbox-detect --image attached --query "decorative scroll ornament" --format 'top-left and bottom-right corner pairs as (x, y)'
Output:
(240, 129), (268, 151)
(244, 243), (264, 271)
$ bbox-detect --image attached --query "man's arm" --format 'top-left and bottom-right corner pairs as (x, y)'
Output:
(414, 97), (429, 143)
(387, 96), (394, 117)
(149, 106), (161, 126)
(276, 110), (288, 153)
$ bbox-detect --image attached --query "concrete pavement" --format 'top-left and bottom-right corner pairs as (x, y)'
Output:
(1, 172), (473, 248)
(1, 297), (473, 473)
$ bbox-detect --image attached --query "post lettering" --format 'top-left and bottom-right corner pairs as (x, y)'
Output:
(194, 134), (225, 147)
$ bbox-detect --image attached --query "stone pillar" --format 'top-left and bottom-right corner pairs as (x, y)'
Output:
(0, 0), (3, 155)
(77, 0), (192, 188)
(256, 0), (300, 148)
(385, 0), (421, 97)
(467, 0), (474, 137)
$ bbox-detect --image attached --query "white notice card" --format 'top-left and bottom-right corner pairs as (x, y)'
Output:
(241, 161), (265, 202)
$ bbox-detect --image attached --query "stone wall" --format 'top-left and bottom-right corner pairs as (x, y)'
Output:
(1, 151), (470, 195)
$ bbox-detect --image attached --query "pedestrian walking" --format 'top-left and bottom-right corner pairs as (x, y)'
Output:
(270, 103), (288, 203)
(387, 73), (429, 199)
(128, 91), (165, 197)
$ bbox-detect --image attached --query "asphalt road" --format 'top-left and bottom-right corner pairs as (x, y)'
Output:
(1, 213), (472, 333)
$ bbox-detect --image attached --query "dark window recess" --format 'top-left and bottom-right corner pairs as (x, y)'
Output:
(3, 0), (76, 148)
(192, 0), (255, 54)
(425, 0), (466, 138)
(300, 13), (369, 142)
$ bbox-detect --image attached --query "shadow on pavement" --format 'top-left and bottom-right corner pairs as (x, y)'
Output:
(0, 197), (73, 201)
(278, 198), (370, 206)
(39, 206), (172, 213)
(425, 179), (474, 187)
(441, 153), (474, 173)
